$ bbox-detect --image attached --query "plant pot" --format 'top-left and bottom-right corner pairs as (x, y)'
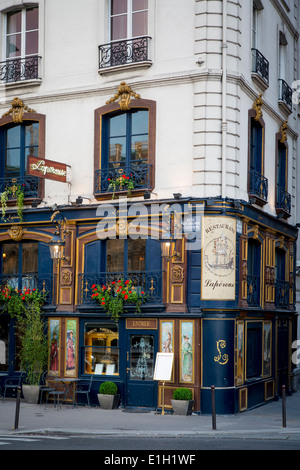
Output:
(22, 385), (40, 404)
(97, 393), (120, 409)
(171, 399), (194, 416)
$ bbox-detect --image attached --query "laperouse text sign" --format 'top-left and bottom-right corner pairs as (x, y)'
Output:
(28, 156), (68, 183)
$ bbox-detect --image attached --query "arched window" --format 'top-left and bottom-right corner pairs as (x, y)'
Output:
(94, 95), (155, 198)
(0, 102), (45, 204)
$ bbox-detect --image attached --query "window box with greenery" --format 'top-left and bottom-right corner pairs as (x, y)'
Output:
(91, 278), (147, 321)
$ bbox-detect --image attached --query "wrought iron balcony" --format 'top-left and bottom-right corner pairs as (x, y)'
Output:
(0, 55), (41, 84)
(0, 175), (40, 200)
(77, 271), (163, 307)
(276, 186), (291, 215)
(275, 280), (289, 309)
(251, 48), (269, 85)
(247, 275), (261, 307)
(94, 162), (151, 196)
(278, 79), (292, 111)
(0, 273), (57, 306)
(99, 36), (151, 69)
(249, 169), (268, 202)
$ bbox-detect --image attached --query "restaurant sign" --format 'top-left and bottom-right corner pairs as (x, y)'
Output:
(28, 156), (69, 183)
(201, 216), (236, 300)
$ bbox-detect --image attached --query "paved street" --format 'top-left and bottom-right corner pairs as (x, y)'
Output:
(0, 390), (300, 453)
(0, 433), (299, 451)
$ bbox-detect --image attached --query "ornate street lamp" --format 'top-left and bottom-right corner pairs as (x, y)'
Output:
(48, 211), (70, 262)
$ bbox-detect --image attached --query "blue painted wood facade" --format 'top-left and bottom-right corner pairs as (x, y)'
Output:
(0, 197), (297, 413)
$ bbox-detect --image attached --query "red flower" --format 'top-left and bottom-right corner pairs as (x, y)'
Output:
(126, 176), (129, 179)
(141, 291), (144, 295)
(125, 280), (130, 285)
(124, 294), (128, 300)
(107, 178), (111, 181)
(101, 301), (105, 305)
(122, 290), (126, 295)
(92, 284), (96, 288)
(112, 281), (115, 285)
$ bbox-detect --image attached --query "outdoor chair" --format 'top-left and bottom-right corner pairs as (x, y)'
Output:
(74, 375), (93, 407)
(45, 380), (66, 410)
(2, 372), (25, 402)
(39, 371), (54, 405)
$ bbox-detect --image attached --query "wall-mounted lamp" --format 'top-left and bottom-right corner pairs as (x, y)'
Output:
(48, 211), (70, 262)
(144, 190), (151, 200)
(75, 196), (91, 205)
(173, 193), (182, 199)
(160, 239), (181, 263)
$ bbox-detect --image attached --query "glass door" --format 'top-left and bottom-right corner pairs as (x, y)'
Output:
(126, 332), (157, 408)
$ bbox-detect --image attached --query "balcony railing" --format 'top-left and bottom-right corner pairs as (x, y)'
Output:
(95, 162), (151, 196)
(0, 175), (40, 200)
(77, 271), (163, 306)
(99, 36), (151, 69)
(0, 273), (57, 306)
(276, 186), (291, 215)
(275, 280), (289, 309)
(247, 274), (261, 307)
(0, 55), (41, 84)
(251, 48), (269, 85)
(278, 79), (293, 111)
(249, 169), (268, 202)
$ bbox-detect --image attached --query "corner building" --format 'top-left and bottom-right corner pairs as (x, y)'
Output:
(0, 0), (299, 414)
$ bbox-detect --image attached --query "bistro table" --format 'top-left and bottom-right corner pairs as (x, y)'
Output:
(53, 377), (79, 407)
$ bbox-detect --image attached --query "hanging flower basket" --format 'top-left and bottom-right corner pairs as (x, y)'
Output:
(91, 278), (147, 321)
(1, 182), (26, 221)
(0, 286), (47, 317)
(107, 174), (135, 199)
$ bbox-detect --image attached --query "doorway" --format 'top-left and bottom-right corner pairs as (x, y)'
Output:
(125, 330), (158, 408)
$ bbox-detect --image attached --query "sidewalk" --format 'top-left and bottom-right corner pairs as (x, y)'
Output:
(0, 391), (300, 440)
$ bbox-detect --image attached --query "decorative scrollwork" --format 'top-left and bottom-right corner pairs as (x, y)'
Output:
(214, 340), (229, 365)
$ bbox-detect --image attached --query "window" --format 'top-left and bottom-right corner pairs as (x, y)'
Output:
(248, 104), (267, 204)
(275, 247), (289, 308)
(94, 97), (156, 197)
(246, 323), (262, 379)
(110, 0), (148, 41)
(251, 1), (269, 87)
(105, 109), (148, 169)
(275, 131), (291, 217)
(0, 316), (9, 371)
(1, 6), (39, 83)
(84, 322), (119, 375)
(247, 239), (261, 306)
(99, 0), (150, 69)
(0, 105), (45, 202)
(78, 236), (162, 306)
(2, 122), (39, 178)
(0, 241), (54, 303)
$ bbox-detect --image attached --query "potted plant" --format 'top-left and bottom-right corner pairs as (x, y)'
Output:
(97, 381), (120, 409)
(107, 173), (135, 199)
(171, 388), (194, 416)
(91, 278), (146, 321)
(0, 286), (48, 403)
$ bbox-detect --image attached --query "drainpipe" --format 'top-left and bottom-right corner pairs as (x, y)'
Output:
(221, 0), (228, 200)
